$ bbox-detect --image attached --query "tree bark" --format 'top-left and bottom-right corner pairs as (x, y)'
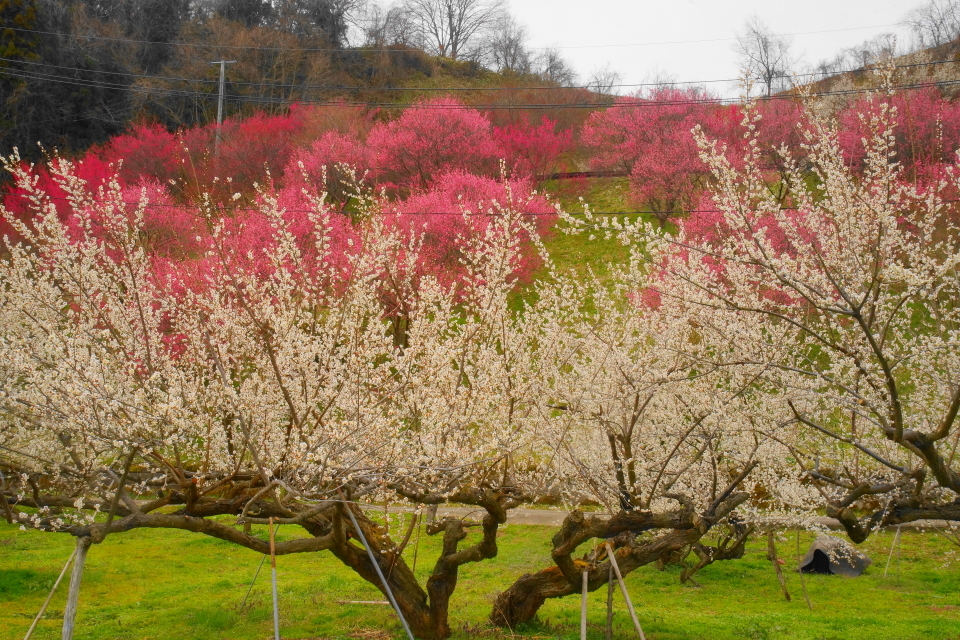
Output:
(828, 499), (960, 543)
(0, 490), (14, 524)
(491, 489), (751, 629)
(322, 492), (514, 640)
(58, 485), (518, 640)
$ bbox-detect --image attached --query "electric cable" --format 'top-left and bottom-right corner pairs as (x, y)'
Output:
(3, 65), (960, 110)
(2, 41), (959, 93)
(0, 22), (904, 54)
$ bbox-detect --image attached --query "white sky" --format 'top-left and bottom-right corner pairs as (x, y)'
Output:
(507, 0), (919, 96)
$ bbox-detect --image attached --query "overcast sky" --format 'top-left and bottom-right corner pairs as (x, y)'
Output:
(507, 0), (919, 96)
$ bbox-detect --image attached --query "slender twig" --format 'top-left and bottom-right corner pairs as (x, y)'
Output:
(100, 448), (137, 542)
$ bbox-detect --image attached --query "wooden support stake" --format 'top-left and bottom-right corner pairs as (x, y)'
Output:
(605, 562), (614, 640)
(240, 554), (267, 610)
(896, 525), (903, 586)
(340, 498), (416, 640)
(581, 569), (589, 640)
(24, 548), (77, 640)
(766, 531), (791, 602)
(605, 543), (646, 640)
(884, 525), (902, 582)
(61, 536), (91, 640)
(796, 527), (812, 610)
(269, 518), (280, 640)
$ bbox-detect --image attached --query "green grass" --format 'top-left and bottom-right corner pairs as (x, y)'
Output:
(2, 518), (960, 640)
(534, 177), (640, 286)
(536, 176), (674, 284)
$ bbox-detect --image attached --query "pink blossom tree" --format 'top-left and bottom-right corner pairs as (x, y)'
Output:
(367, 97), (501, 192)
(839, 86), (960, 182)
(386, 171), (555, 285)
(492, 116), (572, 180)
(284, 130), (373, 211)
(581, 88), (726, 226)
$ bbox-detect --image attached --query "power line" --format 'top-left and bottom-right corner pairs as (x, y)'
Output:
(541, 23), (903, 50)
(6, 52), (960, 93)
(3, 64), (959, 110)
(0, 22), (903, 54)
(6, 191), (958, 218)
(3, 50), (960, 98)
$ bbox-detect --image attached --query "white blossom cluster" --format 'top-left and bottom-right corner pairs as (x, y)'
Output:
(1, 87), (958, 547)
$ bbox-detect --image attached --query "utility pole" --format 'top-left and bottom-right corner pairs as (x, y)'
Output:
(210, 60), (236, 157)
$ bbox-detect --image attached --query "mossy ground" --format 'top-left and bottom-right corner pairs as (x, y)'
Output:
(2, 517), (960, 640)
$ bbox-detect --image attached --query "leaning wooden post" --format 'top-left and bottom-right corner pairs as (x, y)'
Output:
(61, 536), (92, 640)
(796, 527), (812, 610)
(884, 525), (902, 579)
(24, 548), (77, 640)
(269, 518), (280, 640)
(605, 543), (646, 640)
(766, 531), (791, 602)
(605, 563), (614, 640)
(580, 569), (589, 640)
(241, 554), (268, 610)
(340, 498), (416, 640)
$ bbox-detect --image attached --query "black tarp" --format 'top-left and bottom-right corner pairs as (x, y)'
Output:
(800, 535), (872, 577)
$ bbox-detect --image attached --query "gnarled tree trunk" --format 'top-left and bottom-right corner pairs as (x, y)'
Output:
(51, 481), (516, 640)
(490, 464), (757, 628)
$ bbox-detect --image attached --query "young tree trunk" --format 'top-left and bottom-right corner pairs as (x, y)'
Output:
(0, 490), (13, 524)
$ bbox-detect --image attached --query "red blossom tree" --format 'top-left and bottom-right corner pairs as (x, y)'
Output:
(98, 123), (185, 187)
